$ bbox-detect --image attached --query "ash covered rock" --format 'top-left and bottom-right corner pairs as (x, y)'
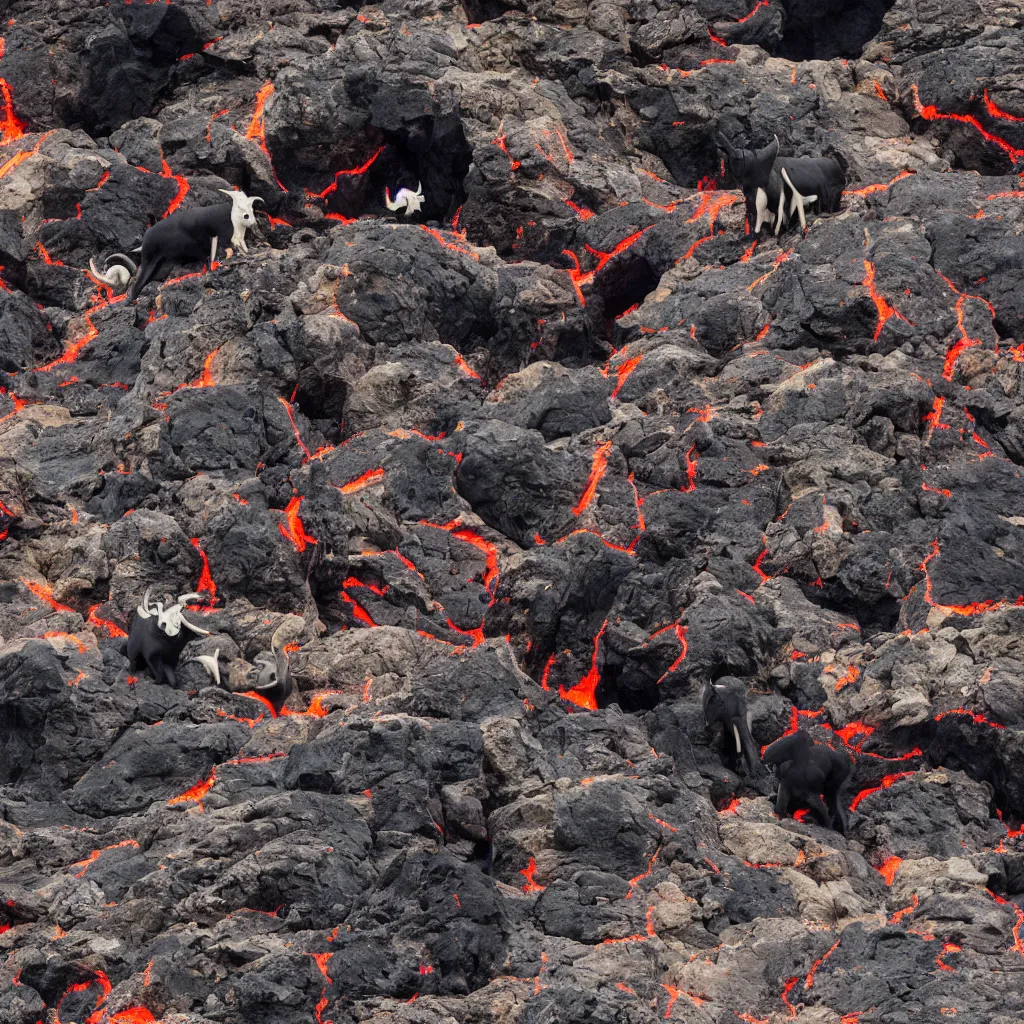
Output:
(1, 0), (1024, 1022)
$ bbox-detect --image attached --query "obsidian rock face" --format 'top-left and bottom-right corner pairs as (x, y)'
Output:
(1, 1), (1024, 1022)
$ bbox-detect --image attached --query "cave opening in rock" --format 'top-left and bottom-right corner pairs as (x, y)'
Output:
(461, 0), (518, 24)
(594, 253), (660, 324)
(775, 0), (895, 61)
(379, 113), (473, 224)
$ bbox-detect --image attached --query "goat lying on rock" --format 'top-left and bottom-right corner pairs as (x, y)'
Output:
(127, 189), (263, 300)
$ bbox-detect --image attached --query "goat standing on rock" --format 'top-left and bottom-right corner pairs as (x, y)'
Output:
(717, 134), (846, 237)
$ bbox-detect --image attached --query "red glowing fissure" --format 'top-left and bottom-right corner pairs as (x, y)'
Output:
(918, 538), (1023, 617)
(911, 84), (1024, 163)
(278, 495), (317, 553)
(168, 752), (286, 809)
(573, 440), (613, 515)
(245, 81), (287, 190)
(863, 259), (912, 341)
(520, 857), (545, 893)
(559, 618), (607, 710)
(306, 145), (386, 200)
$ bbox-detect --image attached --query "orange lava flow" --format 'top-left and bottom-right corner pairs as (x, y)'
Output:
(20, 577), (75, 613)
(843, 170), (914, 197)
(863, 260), (911, 341)
(87, 604), (128, 638)
(194, 346), (218, 386)
(563, 225), (655, 306)
(911, 84), (1024, 162)
(780, 977), (800, 1017)
(626, 846), (660, 898)
(452, 526), (500, 593)
(493, 134), (521, 170)
(107, 1010), (157, 1024)
(54, 970), (112, 1024)
(0, 59), (27, 146)
(71, 839), (140, 878)
(168, 752), (286, 808)
(610, 354), (643, 399)
(656, 624), (688, 684)
(188, 537), (218, 605)
(245, 81), (287, 190)
(983, 89), (1024, 123)
(889, 893), (919, 924)
(804, 937), (841, 989)
(0, 131), (47, 182)
(935, 942), (961, 972)
(850, 774), (915, 813)
(276, 395), (313, 460)
(341, 582), (378, 627)
(453, 351), (482, 380)
(573, 440), (613, 515)
(598, 905), (656, 945)
(278, 495), (317, 553)
(560, 618), (607, 710)
(420, 224), (480, 261)
(934, 707), (1005, 729)
(918, 538), (1023, 616)
(159, 157), (190, 218)
(339, 467), (385, 493)
(35, 308), (100, 372)
(306, 145), (385, 200)
(520, 857), (545, 893)
(309, 951), (334, 983)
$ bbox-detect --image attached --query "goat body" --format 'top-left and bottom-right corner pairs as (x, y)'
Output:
(717, 134), (846, 237)
(127, 190), (262, 300)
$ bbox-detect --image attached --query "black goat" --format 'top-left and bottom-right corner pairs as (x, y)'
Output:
(716, 134), (846, 236)
(762, 729), (852, 833)
(127, 189), (262, 300)
(702, 676), (760, 775)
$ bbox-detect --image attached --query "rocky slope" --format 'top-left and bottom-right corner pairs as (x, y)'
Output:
(1, 0), (1024, 1022)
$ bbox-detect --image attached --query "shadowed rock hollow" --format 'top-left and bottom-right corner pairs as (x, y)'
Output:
(1, 0), (1024, 1022)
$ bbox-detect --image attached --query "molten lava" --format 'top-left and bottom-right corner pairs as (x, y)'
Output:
(245, 81), (287, 190)
(188, 537), (219, 608)
(863, 260), (912, 341)
(71, 839), (140, 878)
(278, 495), (317, 553)
(0, 60), (26, 147)
(918, 538), (1023, 616)
(911, 84), (1024, 163)
(20, 577), (75, 614)
(339, 467), (385, 494)
(306, 145), (385, 201)
(168, 752), (286, 809)
(850, 774), (915, 813)
(573, 440), (613, 515)
(520, 857), (545, 893)
(559, 618), (607, 710)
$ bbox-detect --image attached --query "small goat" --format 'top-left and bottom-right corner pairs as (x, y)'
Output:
(88, 252), (138, 292)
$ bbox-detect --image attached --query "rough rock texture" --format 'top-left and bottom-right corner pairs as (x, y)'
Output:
(1, 0), (1024, 1022)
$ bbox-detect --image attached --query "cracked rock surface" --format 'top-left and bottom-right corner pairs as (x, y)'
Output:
(1, 0), (1024, 1022)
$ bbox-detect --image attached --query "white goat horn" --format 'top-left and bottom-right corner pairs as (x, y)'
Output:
(179, 615), (212, 636)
